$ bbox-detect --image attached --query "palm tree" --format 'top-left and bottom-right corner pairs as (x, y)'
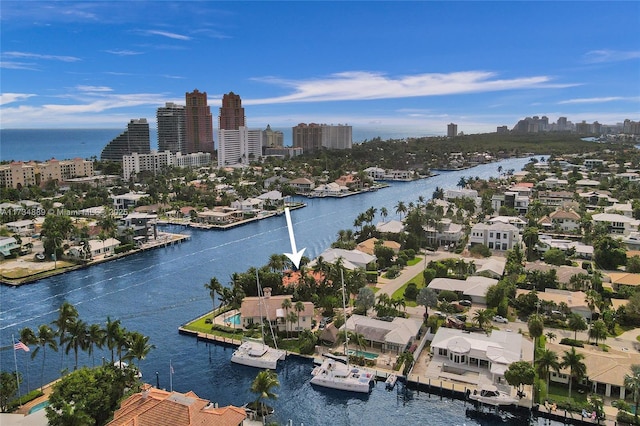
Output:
(87, 323), (105, 366)
(19, 327), (37, 391)
(286, 311), (298, 336)
(624, 364), (640, 421)
(294, 300), (305, 332)
(267, 254), (285, 272)
(545, 331), (557, 343)
(64, 318), (88, 370)
(568, 314), (588, 340)
(105, 316), (122, 364)
(204, 277), (223, 320)
(395, 201), (407, 220)
(380, 207), (388, 223)
(125, 331), (155, 366)
(250, 370), (280, 419)
(473, 309), (492, 331)
(281, 298), (292, 337)
(31, 324), (58, 391)
(588, 319), (608, 346)
(52, 301), (78, 368)
(528, 314), (544, 350)
(562, 347), (586, 399)
(536, 347), (560, 398)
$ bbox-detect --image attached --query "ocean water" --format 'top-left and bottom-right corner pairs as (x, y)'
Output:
(0, 127), (438, 162)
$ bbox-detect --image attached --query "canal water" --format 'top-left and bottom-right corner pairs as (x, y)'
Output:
(1, 156), (561, 425)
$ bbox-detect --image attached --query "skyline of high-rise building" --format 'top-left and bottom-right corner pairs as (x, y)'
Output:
(157, 102), (186, 154)
(447, 123), (458, 138)
(185, 89), (214, 154)
(292, 123), (352, 152)
(219, 92), (246, 130)
(100, 118), (151, 162)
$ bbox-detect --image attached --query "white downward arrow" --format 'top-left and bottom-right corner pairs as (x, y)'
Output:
(284, 207), (306, 269)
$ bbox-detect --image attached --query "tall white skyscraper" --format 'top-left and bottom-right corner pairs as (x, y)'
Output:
(217, 127), (263, 167)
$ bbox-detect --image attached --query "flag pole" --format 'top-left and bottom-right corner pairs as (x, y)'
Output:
(169, 359), (173, 392)
(12, 335), (23, 406)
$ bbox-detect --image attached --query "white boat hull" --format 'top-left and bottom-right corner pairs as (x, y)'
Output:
(310, 357), (374, 393)
(231, 340), (286, 370)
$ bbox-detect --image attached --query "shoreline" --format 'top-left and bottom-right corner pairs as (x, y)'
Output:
(0, 232), (190, 287)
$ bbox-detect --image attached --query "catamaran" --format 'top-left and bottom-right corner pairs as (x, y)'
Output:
(231, 273), (286, 370)
(310, 269), (374, 393)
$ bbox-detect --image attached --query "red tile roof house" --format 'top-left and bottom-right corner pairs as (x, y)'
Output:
(107, 384), (246, 426)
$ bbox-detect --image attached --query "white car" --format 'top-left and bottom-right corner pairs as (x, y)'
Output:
(493, 315), (508, 324)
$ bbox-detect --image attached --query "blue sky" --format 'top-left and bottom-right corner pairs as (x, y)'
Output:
(1, 1), (639, 134)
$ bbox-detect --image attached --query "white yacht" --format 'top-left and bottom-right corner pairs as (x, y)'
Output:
(231, 337), (286, 370)
(230, 273), (286, 370)
(467, 385), (518, 406)
(309, 270), (374, 394)
(310, 353), (374, 393)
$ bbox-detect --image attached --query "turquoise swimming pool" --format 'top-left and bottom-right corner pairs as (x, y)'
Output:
(28, 400), (49, 414)
(228, 312), (241, 325)
(348, 349), (379, 360)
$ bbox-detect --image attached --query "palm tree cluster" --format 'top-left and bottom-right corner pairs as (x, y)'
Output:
(19, 302), (154, 391)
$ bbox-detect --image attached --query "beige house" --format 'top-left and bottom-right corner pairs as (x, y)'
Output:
(356, 237), (401, 255)
(239, 288), (314, 333)
(515, 288), (595, 319)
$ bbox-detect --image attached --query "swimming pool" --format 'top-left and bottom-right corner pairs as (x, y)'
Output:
(227, 312), (241, 325)
(348, 349), (379, 360)
(28, 400), (49, 414)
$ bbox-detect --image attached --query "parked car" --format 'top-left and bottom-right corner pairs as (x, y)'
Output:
(493, 315), (508, 324)
(458, 300), (472, 307)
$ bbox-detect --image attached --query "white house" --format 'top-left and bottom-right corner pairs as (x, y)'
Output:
(469, 222), (521, 252)
(5, 219), (35, 236)
(430, 328), (524, 384)
(363, 167), (386, 180)
(422, 218), (464, 247)
(427, 276), (498, 304)
(314, 247), (376, 270)
(231, 198), (264, 212)
(605, 202), (634, 218)
(592, 213), (639, 236)
(0, 237), (19, 258)
(88, 238), (120, 258)
(376, 220), (405, 234)
(310, 182), (348, 197)
(112, 192), (148, 211)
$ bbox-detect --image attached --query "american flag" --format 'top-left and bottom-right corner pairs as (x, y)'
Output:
(14, 341), (30, 352)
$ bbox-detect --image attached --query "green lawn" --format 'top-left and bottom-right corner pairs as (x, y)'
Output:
(545, 383), (589, 408)
(391, 269), (426, 307)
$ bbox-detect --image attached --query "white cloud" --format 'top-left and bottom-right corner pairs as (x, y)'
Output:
(76, 85), (114, 93)
(144, 30), (191, 41)
(0, 61), (39, 70)
(583, 49), (640, 63)
(0, 93), (36, 106)
(3, 51), (81, 62)
(245, 71), (572, 105)
(104, 49), (143, 56)
(559, 96), (640, 105)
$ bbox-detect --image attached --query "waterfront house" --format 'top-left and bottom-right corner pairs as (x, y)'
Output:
(289, 177), (314, 194)
(239, 287), (314, 333)
(344, 314), (422, 354)
(469, 222), (521, 252)
(107, 384), (246, 426)
(426, 276), (498, 305)
(88, 238), (120, 258)
(231, 197), (264, 213)
(545, 342), (635, 400)
(121, 212), (158, 242)
(430, 328), (523, 385)
(257, 190), (285, 209)
(363, 166), (385, 180)
(196, 208), (241, 225)
(310, 182), (348, 197)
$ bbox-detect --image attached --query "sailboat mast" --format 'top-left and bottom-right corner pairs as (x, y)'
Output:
(340, 268), (349, 359)
(256, 272), (265, 348)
